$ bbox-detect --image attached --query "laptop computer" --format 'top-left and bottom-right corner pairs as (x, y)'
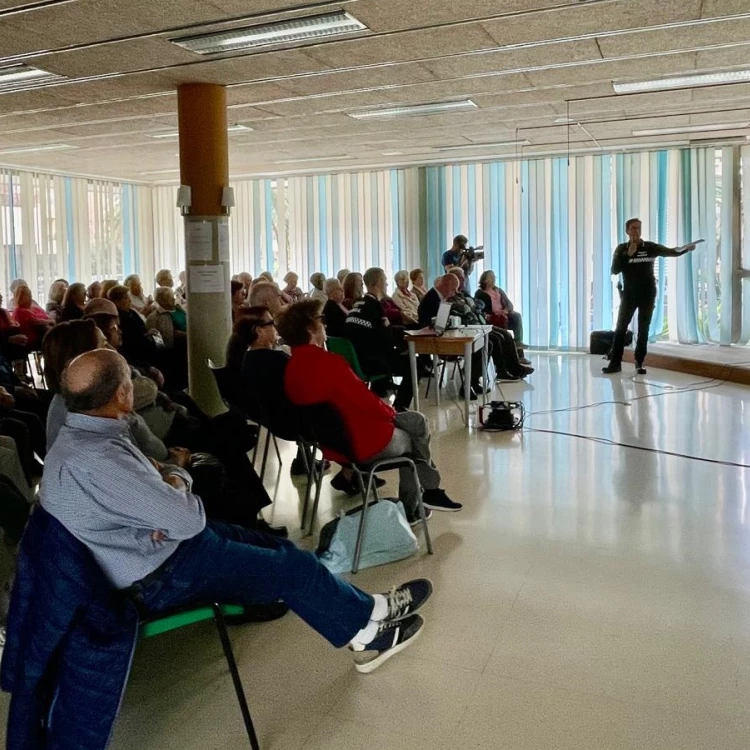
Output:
(433, 301), (453, 335)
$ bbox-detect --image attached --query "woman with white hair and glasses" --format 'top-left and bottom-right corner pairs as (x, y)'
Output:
(391, 270), (419, 325)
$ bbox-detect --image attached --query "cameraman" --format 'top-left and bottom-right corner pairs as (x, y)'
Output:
(442, 235), (480, 291)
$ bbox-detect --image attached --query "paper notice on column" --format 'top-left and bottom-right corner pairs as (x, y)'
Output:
(186, 221), (213, 261)
(189, 265), (225, 294)
(218, 221), (230, 262)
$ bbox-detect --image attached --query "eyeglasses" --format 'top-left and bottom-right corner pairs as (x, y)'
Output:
(313, 314), (326, 324)
(257, 319), (275, 328)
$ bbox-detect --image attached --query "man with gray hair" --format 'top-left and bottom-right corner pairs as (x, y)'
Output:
(248, 281), (286, 317)
(40, 349), (432, 673)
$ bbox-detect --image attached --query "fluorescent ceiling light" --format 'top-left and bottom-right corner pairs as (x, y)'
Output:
(632, 122), (750, 136)
(150, 123), (253, 139)
(274, 155), (351, 164)
(172, 11), (366, 55)
(0, 64), (62, 93)
(139, 168), (180, 175)
(348, 99), (477, 121)
(614, 69), (750, 94)
(0, 143), (75, 155)
(435, 140), (530, 151)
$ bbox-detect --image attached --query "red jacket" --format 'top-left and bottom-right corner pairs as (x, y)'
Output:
(284, 344), (395, 463)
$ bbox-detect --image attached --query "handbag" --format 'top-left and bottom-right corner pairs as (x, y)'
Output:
(316, 499), (418, 574)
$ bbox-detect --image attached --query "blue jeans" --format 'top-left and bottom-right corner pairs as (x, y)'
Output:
(130, 523), (374, 648)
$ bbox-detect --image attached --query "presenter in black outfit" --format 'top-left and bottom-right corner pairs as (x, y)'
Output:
(603, 218), (697, 375)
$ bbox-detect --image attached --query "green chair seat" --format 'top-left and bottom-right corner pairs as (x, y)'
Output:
(326, 337), (390, 384)
(141, 603), (244, 638)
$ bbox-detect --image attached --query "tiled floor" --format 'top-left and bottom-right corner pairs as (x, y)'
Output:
(8, 352), (750, 749)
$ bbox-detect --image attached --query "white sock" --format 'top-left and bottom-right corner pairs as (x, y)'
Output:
(349, 619), (380, 651)
(371, 594), (388, 622)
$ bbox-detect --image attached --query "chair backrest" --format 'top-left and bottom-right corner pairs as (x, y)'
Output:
(295, 402), (352, 459)
(326, 336), (367, 380)
(207, 359), (244, 409)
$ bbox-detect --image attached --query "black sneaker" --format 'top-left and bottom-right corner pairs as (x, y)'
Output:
(636, 363), (647, 375)
(290, 457), (330, 477)
(254, 518), (289, 538)
(380, 579), (433, 623)
(408, 507), (433, 526)
(496, 372), (520, 382)
(330, 470), (386, 496)
(422, 488), (463, 512)
(602, 363), (622, 374)
(350, 614), (424, 673)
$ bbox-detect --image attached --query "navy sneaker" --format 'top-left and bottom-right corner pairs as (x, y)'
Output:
(382, 579), (433, 622)
(351, 614), (424, 673)
(408, 507), (433, 526)
(422, 489), (463, 512)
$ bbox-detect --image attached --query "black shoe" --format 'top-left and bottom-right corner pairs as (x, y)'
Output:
(331, 470), (386, 496)
(408, 507), (433, 526)
(516, 365), (534, 377)
(423, 488), (463, 512)
(518, 356), (532, 366)
(381, 579), (433, 622)
(458, 386), (478, 401)
(350, 614), (425, 673)
(496, 372), (520, 382)
(636, 363), (647, 375)
(290, 456), (330, 477)
(602, 364), (622, 374)
(254, 518), (289, 538)
(224, 601), (289, 625)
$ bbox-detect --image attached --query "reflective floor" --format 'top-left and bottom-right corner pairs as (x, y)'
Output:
(8, 352), (750, 749)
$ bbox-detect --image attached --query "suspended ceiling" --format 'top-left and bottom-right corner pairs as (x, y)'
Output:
(1, 0), (750, 182)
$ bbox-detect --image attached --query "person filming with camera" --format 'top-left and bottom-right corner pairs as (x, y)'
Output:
(442, 235), (483, 292)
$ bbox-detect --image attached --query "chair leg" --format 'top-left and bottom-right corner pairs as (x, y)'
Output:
(352, 469), (375, 574)
(300, 443), (316, 530)
(305, 450), (326, 538)
(252, 427), (262, 468)
(409, 461), (433, 556)
(212, 605), (261, 750)
(272, 435), (282, 467)
(259, 430), (272, 483)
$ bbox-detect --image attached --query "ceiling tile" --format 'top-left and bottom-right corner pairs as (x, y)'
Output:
(303, 24), (498, 68)
(481, 0), (702, 47)
(597, 18), (750, 58)
(422, 39), (602, 79)
(31, 38), (200, 78)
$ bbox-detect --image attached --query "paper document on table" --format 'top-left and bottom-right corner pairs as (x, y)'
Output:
(406, 327), (438, 336)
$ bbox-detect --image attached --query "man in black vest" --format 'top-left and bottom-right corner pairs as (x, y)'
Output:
(603, 218), (697, 375)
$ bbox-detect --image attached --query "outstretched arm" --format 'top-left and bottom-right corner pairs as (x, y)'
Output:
(654, 242), (699, 257)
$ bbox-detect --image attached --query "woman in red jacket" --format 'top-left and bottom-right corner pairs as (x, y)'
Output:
(277, 299), (461, 523)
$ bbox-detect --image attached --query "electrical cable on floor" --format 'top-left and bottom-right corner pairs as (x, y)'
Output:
(523, 426), (750, 470)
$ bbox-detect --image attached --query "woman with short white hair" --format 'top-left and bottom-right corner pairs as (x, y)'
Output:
(391, 270), (419, 325)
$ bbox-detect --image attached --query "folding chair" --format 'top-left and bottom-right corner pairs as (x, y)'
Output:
(139, 603), (260, 749)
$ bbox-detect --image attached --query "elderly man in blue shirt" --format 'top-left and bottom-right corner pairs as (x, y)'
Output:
(40, 348), (432, 674)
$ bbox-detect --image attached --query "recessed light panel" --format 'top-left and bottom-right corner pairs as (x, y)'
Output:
(632, 122), (750, 136)
(614, 69), (750, 94)
(348, 100), (477, 121)
(171, 11), (366, 55)
(0, 64), (62, 93)
(0, 143), (75, 155)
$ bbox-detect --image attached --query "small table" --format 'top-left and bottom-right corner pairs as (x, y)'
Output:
(406, 326), (491, 426)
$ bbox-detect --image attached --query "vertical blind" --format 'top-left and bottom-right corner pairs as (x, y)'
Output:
(0, 169), (151, 302)
(2, 145), (748, 347)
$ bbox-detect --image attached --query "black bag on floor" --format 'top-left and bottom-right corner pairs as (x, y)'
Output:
(589, 330), (633, 357)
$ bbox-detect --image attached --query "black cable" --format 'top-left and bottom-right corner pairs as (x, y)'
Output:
(524, 426), (750, 470)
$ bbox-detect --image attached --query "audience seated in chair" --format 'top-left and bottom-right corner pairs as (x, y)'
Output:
(107, 285), (161, 368)
(278, 299), (462, 520)
(448, 267), (533, 382)
(12, 285), (53, 351)
(59, 283), (86, 322)
(46, 280), (68, 323)
(475, 270), (529, 363)
(322, 278), (349, 338)
(343, 267), (415, 411)
(86, 281), (101, 301)
(391, 271), (419, 325)
(248, 280), (287, 317)
(31, 348), (429, 700)
(309, 272), (327, 304)
(337, 268), (351, 285)
(342, 272), (364, 310)
(409, 268), (428, 302)
(124, 274), (154, 317)
(0, 292), (29, 361)
(232, 306), (327, 478)
(282, 272), (304, 304)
